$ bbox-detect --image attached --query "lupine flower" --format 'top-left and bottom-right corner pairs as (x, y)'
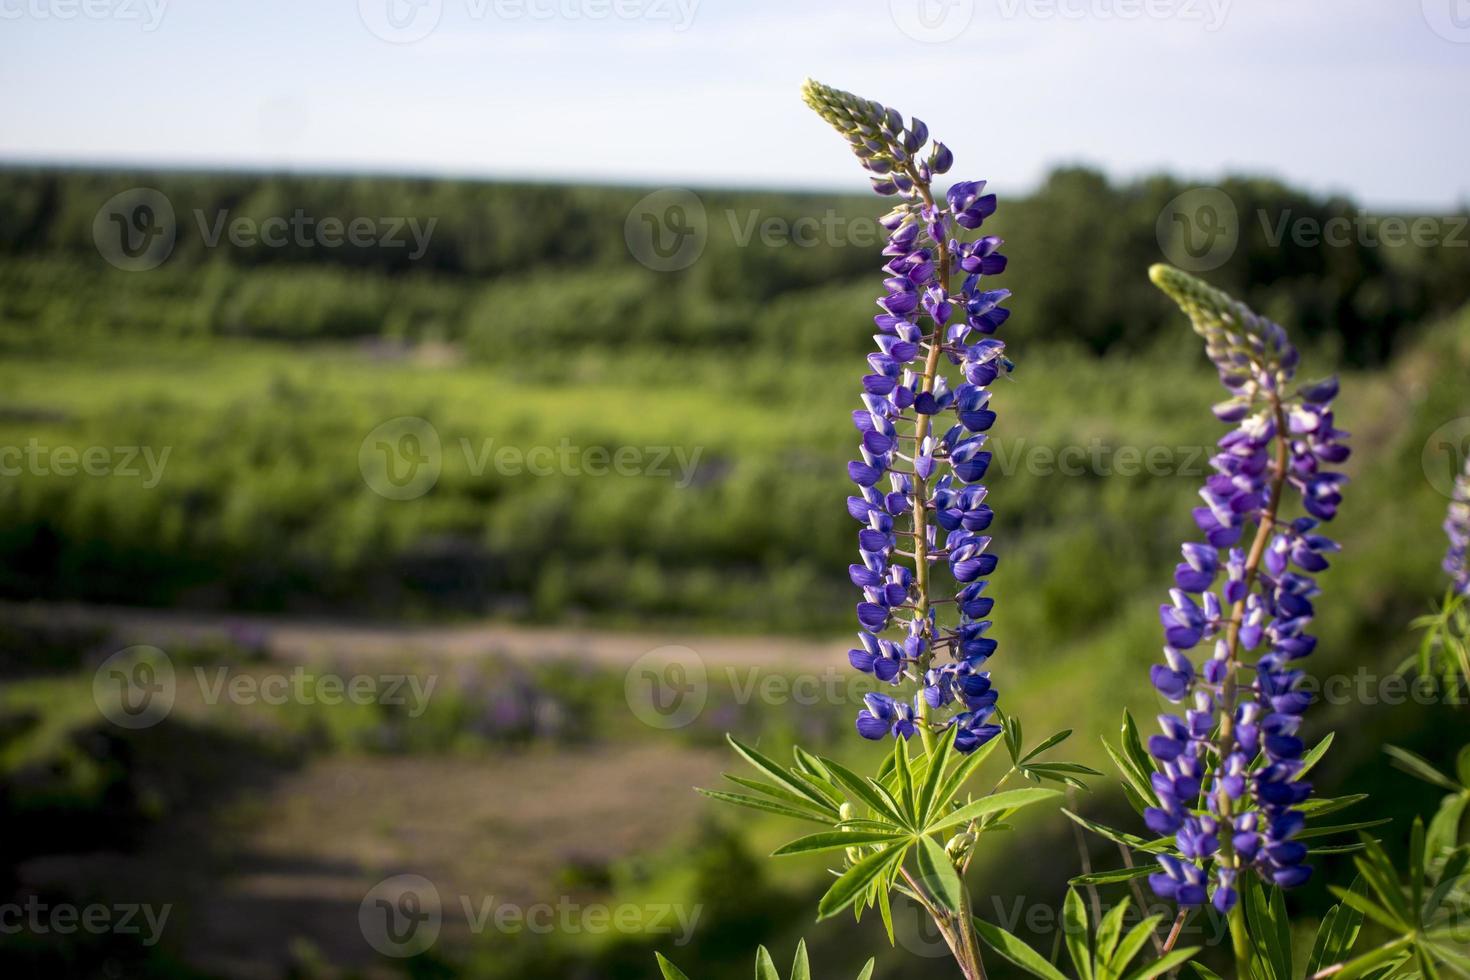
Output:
(1445, 458), (1470, 596)
(805, 79), (1011, 754)
(1142, 266), (1351, 912)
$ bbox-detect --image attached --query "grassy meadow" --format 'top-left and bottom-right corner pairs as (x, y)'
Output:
(0, 167), (1468, 978)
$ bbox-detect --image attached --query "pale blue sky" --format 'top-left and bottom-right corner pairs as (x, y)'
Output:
(2, 0), (1467, 209)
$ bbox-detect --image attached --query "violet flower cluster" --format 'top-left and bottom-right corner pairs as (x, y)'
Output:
(802, 80), (1011, 755)
(1143, 266), (1351, 912)
(1445, 458), (1470, 597)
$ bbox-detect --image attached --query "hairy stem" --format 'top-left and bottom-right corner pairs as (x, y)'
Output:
(908, 169), (951, 758)
(1212, 395), (1290, 897)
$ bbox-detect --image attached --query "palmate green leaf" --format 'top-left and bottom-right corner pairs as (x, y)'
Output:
(696, 788), (834, 824)
(974, 917), (1070, 980)
(1425, 844), (1469, 916)
(1354, 833), (1416, 924)
(928, 787), (1063, 835)
(1329, 937), (1415, 980)
(1386, 745), (1461, 792)
(771, 830), (907, 856)
(817, 840), (909, 920)
(916, 833), (965, 914)
(1326, 879), (1370, 963)
(1329, 884), (1411, 934)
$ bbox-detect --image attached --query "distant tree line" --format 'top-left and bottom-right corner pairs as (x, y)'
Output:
(1, 166), (1465, 365)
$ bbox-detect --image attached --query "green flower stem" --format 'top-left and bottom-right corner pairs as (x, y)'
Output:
(908, 166), (953, 759)
(1229, 902), (1253, 976)
(1213, 395), (1290, 896)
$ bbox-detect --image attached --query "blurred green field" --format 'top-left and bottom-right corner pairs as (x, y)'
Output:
(2, 168), (1469, 979)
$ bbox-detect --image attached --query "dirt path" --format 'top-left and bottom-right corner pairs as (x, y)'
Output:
(6, 600), (847, 668)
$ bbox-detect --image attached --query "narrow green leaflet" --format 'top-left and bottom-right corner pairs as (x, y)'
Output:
(817, 841), (909, 920)
(1385, 745), (1461, 793)
(1070, 866), (1155, 887)
(771, 830), (907, 856)
(928, 787), (1063, 835)
(916, 833), (966, 914)
(974, 917), (1070, 980)
(755, 946), (780, 980)
(656, 952), (694, 980)
(1062, 887), (1093, 980)
(1116, 948), (1199, 980)
(695, 789), (834, 824)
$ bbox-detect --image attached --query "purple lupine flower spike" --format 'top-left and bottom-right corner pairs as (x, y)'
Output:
(1445, 459), (1470, 596)
(1143, 265), (1351, 912)
(805, 79), (1012, 754)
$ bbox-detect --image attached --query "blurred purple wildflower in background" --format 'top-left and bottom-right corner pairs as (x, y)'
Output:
(1445, 459), (1470, 596)
(805, 80), (1010, 754)
(1143, 266), (1350, 912)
